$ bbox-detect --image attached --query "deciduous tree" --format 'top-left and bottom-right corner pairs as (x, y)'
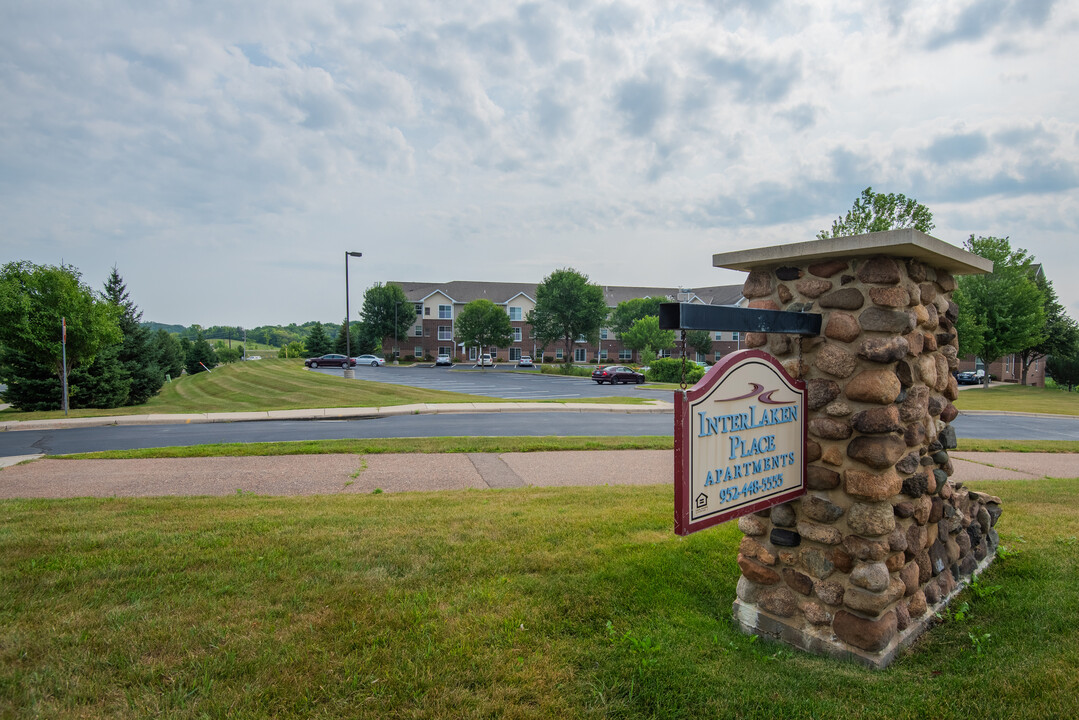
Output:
(455, 299), (513, 362)
(609, 296), (666, 337)
(1016, 272), (1079, 385)
(817, 187), (934, 239)
(955, 236), (1045, 388)
(0, 261), (121, 410)
(360, 283), (414, 355)
(526, 269), (608, 362)
(621, 315), (675, 354)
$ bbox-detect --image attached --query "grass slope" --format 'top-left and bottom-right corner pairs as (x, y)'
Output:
(0, 359), (501, 420)
(954, 384), (1079, 416)
(2, 479), (1076, 719)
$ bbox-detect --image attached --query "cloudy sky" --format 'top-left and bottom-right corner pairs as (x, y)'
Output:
(3, 0), (1078, 328)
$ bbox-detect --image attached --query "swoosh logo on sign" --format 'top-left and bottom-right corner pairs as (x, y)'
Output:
(716, 382), (795, 405)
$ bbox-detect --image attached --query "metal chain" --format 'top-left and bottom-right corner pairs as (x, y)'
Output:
(680, 329), (688, 391)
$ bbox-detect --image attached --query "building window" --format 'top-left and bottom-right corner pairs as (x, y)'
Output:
(657, 349), (671, 358)
(714, 332), (723, 341)
(469, 347), (478, 361)
(508, 306), (522, 321)
(619, 349), (632, 361)
(513, 327), (522, 342)
(414, 346), (424, 358)
(509, 348), (521, 361)
(714, 351), (722, 362)
(575, 348), (587, 362)
(438, 346), (452, 357)
(600, 328), (609, 340)
(731, 332), (739, 342)
(438, 326), (452, 341)
(414, 303), (423, 315)
(424, 306), (430, 316)
(555, 349), (564, 360)
(600, 349), (608, 360)
(438, 304), (452, 319)
(414, 325), (422, 336)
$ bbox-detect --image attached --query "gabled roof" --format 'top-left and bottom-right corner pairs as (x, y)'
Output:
(391, 281), (745, 308)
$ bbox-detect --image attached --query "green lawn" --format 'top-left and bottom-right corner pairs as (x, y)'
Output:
(0, 359), (502, 421)
(2, 478), (1076, 719)
(954, 383), (1079, 416)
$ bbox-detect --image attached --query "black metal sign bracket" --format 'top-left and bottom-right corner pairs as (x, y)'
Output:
(658, 303), (822, 336)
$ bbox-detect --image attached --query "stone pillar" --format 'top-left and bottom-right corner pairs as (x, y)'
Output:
(714, 230), (1003, 668)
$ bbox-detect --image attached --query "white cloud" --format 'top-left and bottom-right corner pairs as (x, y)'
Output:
(1, 0), (1078, 326)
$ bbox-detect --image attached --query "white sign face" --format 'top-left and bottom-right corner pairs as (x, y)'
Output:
(675, 350), (806, 535)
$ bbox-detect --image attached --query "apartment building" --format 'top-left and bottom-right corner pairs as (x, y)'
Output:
(384, 280), (747, 363)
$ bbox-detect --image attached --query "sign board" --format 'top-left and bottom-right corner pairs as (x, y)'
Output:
(674, 349), (807, 535)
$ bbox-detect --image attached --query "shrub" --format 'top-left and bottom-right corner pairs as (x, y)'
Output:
(543, 356), (554, 363)
(646, 357), (705, 384)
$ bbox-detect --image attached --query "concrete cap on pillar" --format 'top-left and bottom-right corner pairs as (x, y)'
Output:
(712, 229), (993, 276)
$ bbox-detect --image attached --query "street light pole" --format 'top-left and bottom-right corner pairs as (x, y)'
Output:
(344, 251), (362, 379)
(393, 300), (402, 365)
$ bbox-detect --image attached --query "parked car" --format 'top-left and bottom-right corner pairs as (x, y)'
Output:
(355, 354), (385, 367)
(305, 354), (355, 369)
(516, 355), (534, 368)
(435, 354), (453, 366)
(475, 353), (494, 367)
(592, 365), (645, 384)
(956, 370), (983, 385)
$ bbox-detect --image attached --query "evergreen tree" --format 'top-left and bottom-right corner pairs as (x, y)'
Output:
(155, 329), (185, 379)
(305, 321), (332, 356)
(184, 327), (218, 374)
(71, 343), (130, 408)
(0, 349), (61, 411)
(103, 267), (163, 405)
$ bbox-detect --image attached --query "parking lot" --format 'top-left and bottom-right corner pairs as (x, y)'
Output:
(308, 364), (665, 401)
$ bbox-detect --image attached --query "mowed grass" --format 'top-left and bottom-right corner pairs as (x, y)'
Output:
(59, 436), (675, 460)
(0, 359), (502, 420)
(954, 383), (1079, 415)
(2, 479), (1076, 719)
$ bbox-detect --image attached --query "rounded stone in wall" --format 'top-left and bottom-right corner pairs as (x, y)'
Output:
(809, 258), (850, 278)
(847, 501), (897, 536)
(819, 287), (865, 310)
(859, 307), (915, 333)
(742, 271), (773, 299)
(796, 277), (833, 298)
(858, 336), (909, 363)
(832, 609), (898, 652)
(855, 256), (902, 285)
(845, 467), (903, 501)
(815, 344), (859, 378)
(869, 286), (910, 308)
(824, 312), (861, 342)
(844, 369), (902, 404)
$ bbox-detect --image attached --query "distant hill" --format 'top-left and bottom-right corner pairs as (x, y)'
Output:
(142, 321), (186, 334)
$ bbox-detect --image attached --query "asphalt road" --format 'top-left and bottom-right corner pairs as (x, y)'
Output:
(311, 364), (653, 400)
(3, 410), (1078, 458)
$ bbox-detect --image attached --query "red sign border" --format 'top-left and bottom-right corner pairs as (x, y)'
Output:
(674, 349), (808, 536)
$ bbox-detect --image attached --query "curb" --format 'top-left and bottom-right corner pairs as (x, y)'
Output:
(0, 401), (675, 433)
(958, 410), (1079, 420)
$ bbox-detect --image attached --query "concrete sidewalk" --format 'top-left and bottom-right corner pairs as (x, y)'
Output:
(0, 400), (674, 433)
(0, 449), (1072, 499)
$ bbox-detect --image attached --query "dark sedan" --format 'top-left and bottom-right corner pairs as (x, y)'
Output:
(956, 371), (983, 385)
(592, 365), (645, 384)
(305, 354), (356, 369)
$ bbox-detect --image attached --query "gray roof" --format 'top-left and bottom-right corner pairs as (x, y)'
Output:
(390, 280), (744, 307)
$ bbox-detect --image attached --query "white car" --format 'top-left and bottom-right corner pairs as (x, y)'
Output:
(435, 354), (453, 366)
(354, 354), (386, 367)
(475, 353), (494, 367)
(516, 355), (534, 367)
